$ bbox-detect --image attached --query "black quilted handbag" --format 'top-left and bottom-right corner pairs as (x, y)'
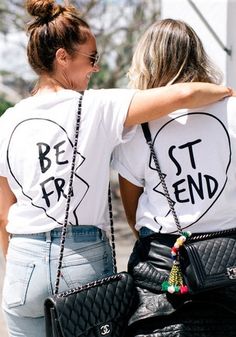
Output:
(44, 96), (136, 337)
(44, 272), (135, 337)
(141, 122), (236, 295)
(179, 229), (236, 294)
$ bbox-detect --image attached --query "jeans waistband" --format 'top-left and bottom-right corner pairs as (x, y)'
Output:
(139, 227), (156, 238)
(10, 226), (106, 241)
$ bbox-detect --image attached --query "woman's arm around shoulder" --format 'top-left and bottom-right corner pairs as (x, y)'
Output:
(125, 83), (233, 127)
(0, 177), (17, 257)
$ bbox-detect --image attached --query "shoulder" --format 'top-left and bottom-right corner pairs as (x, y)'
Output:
(114, 125), (144, 155)
(0, 105), (17, 127)
(84, 88), (137, 105)
(226, 96), (236, 108)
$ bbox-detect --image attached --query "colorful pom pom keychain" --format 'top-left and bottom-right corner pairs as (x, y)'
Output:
(161, 231), (191, 294)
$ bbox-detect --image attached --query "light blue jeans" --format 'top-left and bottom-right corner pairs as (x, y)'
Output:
(2, 226), (113, 337)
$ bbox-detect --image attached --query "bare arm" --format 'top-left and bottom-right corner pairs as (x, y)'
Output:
(125, 82), (233, 127)
(0, 177), (17, 257)
(119, 175), (143, 239)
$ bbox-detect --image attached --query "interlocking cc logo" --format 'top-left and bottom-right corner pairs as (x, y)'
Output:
(227, 267), (236, 279)
(100, 324), (111, 335)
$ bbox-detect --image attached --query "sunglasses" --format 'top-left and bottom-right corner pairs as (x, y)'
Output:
(77, 51), (100, 67)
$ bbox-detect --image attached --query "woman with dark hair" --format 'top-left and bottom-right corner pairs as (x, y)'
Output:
(0, 4), (233, 337)
(113, 19), (236, 336)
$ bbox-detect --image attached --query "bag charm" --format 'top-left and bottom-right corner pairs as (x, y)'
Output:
(161, 231), (191, 294)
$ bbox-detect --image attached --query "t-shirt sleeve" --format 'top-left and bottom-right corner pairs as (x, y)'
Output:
(111, 127), (146, 187)
(84, 88), (137, 146)
(0, 109), (12, 177)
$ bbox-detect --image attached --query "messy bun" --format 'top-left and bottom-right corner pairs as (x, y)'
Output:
(26, 0), (91, 79)
(26, 0), (63, 22)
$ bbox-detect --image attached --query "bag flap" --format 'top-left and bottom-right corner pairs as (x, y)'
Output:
(45, 272), (135, 337)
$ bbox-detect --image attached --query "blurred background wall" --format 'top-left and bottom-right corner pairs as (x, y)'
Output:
(162, 0), (236, 88)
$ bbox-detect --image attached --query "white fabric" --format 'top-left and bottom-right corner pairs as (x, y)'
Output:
(112, 97), (236, 234)
(0, 88), (136, 234)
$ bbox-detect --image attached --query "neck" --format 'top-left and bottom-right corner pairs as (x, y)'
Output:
(32, 74), (69, 95)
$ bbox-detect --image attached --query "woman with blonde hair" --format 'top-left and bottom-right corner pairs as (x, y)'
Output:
(113, 19), (236, 336)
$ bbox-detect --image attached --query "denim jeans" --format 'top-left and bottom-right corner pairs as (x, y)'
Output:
(139, 227), (155, 238)
(2, 226), (113, 337)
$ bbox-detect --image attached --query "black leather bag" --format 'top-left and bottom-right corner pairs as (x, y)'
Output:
(180, 230), (236, 294)
(45, 272), (136, 337)
(127, 232), (236, 337)
(44, 96), (135, 337)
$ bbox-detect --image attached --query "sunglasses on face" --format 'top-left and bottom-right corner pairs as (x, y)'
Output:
(77, 51), (100, 67)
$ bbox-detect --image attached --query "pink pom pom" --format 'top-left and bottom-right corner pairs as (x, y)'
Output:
(171, 246), (178, 254)
(180, 285), (189, 294)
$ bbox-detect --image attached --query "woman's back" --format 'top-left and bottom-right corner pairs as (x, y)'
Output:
(113, 97), (236, 233)
(0, 88), (135, 234)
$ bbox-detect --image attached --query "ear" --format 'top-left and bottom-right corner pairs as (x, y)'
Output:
(55, 48), (70, 67)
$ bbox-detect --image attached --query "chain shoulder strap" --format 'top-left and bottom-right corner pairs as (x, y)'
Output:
(141, 122), (191, 294)
(54, 96), (83, 294)
(54, 96), (117, 294)
(108, 185), (117, 274)
(141, 122), (183, 235)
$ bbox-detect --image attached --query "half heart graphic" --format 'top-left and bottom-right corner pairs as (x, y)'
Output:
(7, 118), (89, 226)
(149, 112), (231, 230)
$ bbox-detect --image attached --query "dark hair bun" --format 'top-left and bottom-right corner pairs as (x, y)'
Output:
(26, 0), (57, 19)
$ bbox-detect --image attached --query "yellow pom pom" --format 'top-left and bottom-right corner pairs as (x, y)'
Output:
(177, 238), (184, 245)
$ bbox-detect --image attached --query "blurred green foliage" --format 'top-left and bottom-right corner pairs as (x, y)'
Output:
(0, 96), (13, 116)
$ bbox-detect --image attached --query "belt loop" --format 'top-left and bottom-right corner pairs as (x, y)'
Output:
(45, 231), (52, 242)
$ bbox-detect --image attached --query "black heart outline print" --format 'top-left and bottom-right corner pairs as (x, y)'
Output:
(7, 118), (89, 226)
(149, 112), (231, 231)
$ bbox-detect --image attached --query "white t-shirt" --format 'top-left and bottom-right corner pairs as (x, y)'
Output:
(112, 97), (236, 234)
(0, 88), (136, 234)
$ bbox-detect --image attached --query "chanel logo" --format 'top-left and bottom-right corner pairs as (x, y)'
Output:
(100, 324), (111, 335)
(227, 266), (236, 279)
